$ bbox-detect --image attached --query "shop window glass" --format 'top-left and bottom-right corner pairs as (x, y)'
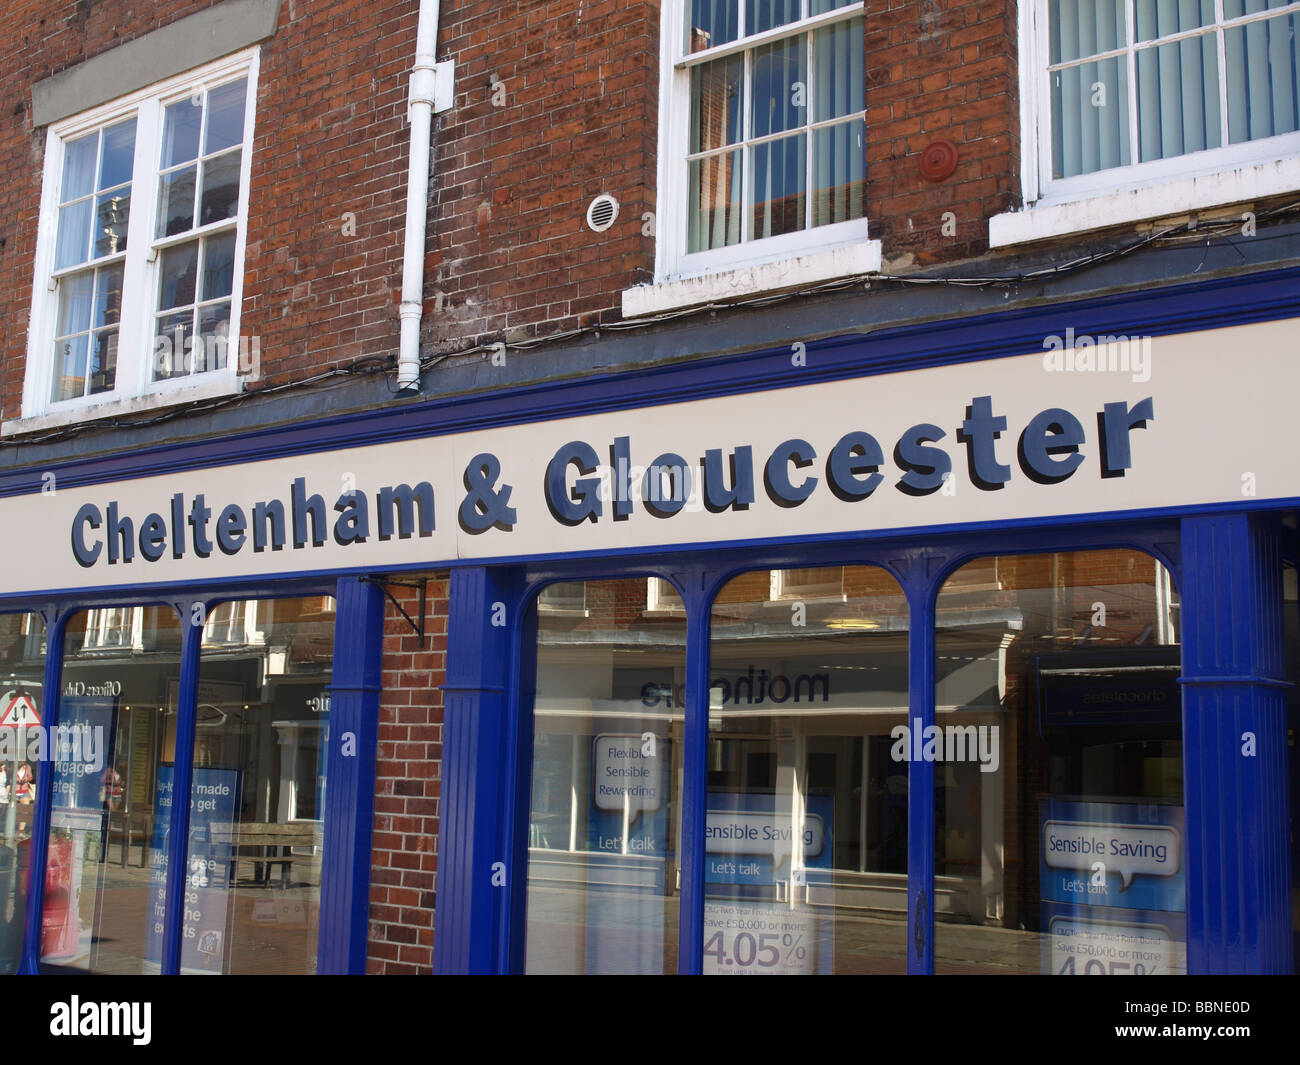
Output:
(0, 613), (45, 974)
(1283, 563), (1299, 963)
(526, 579), (685, 974)
(934, 549), (1185, 975)
(41, 606), (182, 972)
(706, 564), (908, 973)
(181, 596), (334, 974)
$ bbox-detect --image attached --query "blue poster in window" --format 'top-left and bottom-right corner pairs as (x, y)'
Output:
(1039, 800), (1184, 912)
(1039, 800), (1186, 976)
(49, 697), (116, 811)
(143, 765), (241, 974)
(704, 791), (835, 887)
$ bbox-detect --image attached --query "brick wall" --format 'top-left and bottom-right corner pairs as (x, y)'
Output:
(863, 0), (1020, 268)
(0, 0), (419, 417)
(425, 0), (660, 350)
(367, 571), (448, 975)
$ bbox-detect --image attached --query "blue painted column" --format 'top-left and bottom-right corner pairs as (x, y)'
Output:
(900, 552), (938, 975)
(161, 601), (203, 975)
(19, 608), (68, 974)
(677, 567), (713, 975)
(1180, 513), (1293, 974)
(433, 566), (526, 975)
(317, 576), (384, 974)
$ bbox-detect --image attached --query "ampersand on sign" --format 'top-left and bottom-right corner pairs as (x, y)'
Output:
(458, 453), (518, 533)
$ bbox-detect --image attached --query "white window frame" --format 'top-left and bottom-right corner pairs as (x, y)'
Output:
(770, 566), (845, 601)
(82, 606), (145, 652)
(538, 583), (590, 617)
(627, 0), (880, 316)
(993, 0), (1300, 247)
(645, 577), (686, 614)
(9, 48), (259, 435)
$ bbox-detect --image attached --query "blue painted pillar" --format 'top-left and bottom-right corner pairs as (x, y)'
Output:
(19, 609), (68, 975)
(161, 601), (203, 975)
(900, 552), (938, 975)
(433, 566), (526, 974)
(317, 576), (384, 974)
(677, 567), (713, 975)
(1180, 513), (1293, 974)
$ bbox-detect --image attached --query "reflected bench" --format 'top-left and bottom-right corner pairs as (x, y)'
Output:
(207, 821), (322, 889)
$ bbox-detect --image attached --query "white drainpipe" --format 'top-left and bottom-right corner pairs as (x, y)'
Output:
(397, 0), (454, 395)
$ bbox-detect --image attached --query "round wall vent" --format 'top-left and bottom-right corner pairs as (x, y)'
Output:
(586, 194), (619, 232)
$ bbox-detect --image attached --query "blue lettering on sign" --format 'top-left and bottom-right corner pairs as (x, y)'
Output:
(71, 477), (436, 568)
(67, 395), (1155, 567)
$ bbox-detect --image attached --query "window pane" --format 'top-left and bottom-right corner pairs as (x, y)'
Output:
(525, 579), (685, 974)
(934, 551), (1185, 975)
(196, 302), (232, 373)
(1225, 13), (1300, 143)
(1050, 0), (1125, 64)
(202, 231), (238, 301)
(93, 264), (124, 330)
(56, 271), (94, 337)
(62, 133), (98, 203)
(159, 242), (199, 311)
(810, 0), (858, 14)
(180, 597), (333, 974)
(814, 17), (864, 122)
(162, 97), (203, 168)
(98, 118), (137, 190)
(813, 118), (865, 225)
(750, 34), (808, 138)
(746, 0), (801, 36)
(153, 312), (193, 381)
(707, 566), (909, 974)
(691, 56), (743, 153)
(89, 330), (118, 395)
(1224, 0), (1293, 16)
(55, 200), (92, 270)
(41, 607), (183, 973)
(1052, 56), (1133, 177)
(157, 164), (197, 238)
(1137, 35), (1222, 161)
(1135, 0), (1217, 42)
(94, 189), (131, 257)
(199, 150), (242, 227)
(52, 335), (89, 402)
(688, 149), (743, 252)
(750, 133), (807, 238)
(205, 79), (248, 155)
(0, 614), (46, 975)
(689, 0), (739, 51)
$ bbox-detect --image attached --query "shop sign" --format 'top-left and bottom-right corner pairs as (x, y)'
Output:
(4, 319), (1297, 595)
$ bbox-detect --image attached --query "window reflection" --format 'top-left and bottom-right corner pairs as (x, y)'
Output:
(0, 613), (45, 974)
(934, 550), (1185, 975)
(526, 579), (685, 975)
(706, 566), (909, 974)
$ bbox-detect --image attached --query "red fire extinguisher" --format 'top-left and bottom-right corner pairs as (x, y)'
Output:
(39, 834), (79, 960)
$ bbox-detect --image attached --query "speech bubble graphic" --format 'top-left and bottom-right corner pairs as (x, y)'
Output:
(1043, 820), (1181, 889)
(705, 810), (825, 863)
(592, 733), (663, 816)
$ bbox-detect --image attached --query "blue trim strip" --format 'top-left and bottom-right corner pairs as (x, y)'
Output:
(316, 576), (384, 974)
(1179, 513), (1294, 974)
(678, 568), (715, 975)
(432, 566), (525, 974)
(2, 265), (1298, 496)
(20, 609), (67, 974)
(902, 553), (938, 974)
(161, 604), (201, 974)
(1178, 675), (1292, 688)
